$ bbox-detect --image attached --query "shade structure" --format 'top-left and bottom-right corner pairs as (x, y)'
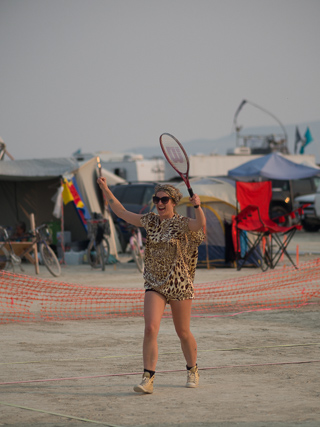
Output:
(228, 152), (320, 180)
(0, 157), (122, 255)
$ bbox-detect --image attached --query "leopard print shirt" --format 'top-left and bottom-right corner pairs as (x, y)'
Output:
(140, 212), (205, 302)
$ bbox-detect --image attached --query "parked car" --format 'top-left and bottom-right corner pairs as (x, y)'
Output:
(270, 176), (320, 226)
(109, 182), (157, 251)
(294, 190), (320, 232)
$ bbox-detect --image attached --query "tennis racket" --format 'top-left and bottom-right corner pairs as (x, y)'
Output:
(159, 133), (199, 207)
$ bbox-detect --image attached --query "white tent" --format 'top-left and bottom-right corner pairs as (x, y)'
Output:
(73, 157), (124, 255)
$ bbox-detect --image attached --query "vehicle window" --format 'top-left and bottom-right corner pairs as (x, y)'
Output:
(122, 186), (145, 204)
(142, 186), (156, 205)
(271, 180), (289, 191)
(112, 186), (126, 200)
(292, 178), (313, 196)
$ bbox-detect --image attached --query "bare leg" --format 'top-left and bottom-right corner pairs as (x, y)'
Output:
(170, 299), (197, 367)
(143, 291), (167, 371)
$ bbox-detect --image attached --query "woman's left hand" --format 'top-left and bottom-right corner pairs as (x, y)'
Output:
(189, 193), (201, 208)
(188, 193), (206, 230)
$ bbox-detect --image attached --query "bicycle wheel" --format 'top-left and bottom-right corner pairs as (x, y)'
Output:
(87, 238), (110, 270)
(130, 236), (144, 273)
(0, 244), (10, 270)
(101, 237), (110, 271)
(40, 243), (61, 277)
(87, 239), (99, 269)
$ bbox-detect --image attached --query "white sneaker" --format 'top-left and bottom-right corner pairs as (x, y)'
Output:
(186, 365), (199, 388)
(133, 372), (154, 394)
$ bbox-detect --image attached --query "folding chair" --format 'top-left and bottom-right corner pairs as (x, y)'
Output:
(232, 181), (302, 271)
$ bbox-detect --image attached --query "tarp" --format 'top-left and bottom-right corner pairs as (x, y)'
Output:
(0, 157), (126, 185)
(175, 177), (237, 267)
(0, 157), (79, 180)
(228, 152), (320, 180)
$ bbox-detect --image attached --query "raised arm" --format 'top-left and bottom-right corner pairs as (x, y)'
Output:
(188, 193), (206, 232)
(97, 177), (143, 228)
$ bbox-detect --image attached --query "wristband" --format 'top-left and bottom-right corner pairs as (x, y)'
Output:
(194, 205), (200, 209)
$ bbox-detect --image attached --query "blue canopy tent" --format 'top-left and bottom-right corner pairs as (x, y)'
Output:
(228, 152), (320, 180)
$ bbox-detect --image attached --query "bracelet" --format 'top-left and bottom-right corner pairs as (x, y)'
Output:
(194, 205), (200, 209)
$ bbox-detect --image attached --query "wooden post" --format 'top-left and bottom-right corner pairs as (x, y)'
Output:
(30, 213), (39, 274)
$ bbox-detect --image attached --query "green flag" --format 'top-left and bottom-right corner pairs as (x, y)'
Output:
(300, 127), (313, 154)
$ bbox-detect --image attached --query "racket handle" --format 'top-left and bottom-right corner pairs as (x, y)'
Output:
(188, 187), (199, 209)
(188, 187), (194, 197)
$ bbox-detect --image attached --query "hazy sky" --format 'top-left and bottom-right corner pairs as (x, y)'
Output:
(1, 0), (319, 160)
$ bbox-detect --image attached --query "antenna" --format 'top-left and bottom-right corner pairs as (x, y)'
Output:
(233, 100), (288, 151)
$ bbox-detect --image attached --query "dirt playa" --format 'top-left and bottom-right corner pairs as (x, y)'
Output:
(1, 230), (320, 427)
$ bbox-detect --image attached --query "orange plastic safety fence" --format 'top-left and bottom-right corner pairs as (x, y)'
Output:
(1, 259), (319, 323)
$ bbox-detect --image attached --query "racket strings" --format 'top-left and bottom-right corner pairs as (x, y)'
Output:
(160, 135), (189, 174)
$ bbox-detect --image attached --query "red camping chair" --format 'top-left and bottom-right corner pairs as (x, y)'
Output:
(232, 181), (302, 271)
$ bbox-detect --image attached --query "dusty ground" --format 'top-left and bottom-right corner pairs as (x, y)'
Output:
(0, 230), (319, 427)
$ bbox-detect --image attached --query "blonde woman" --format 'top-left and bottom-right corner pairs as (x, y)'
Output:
(97, 179), (205, 394)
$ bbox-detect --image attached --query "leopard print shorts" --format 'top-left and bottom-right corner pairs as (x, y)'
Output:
(144, 281), (194, 304)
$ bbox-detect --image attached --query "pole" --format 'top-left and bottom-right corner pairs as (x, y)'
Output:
(29, 213), (39, 274)
(60, 179), (66, 265)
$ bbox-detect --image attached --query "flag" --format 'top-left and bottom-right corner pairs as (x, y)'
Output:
(66, 180), (85, 211)
(62, 178), (87, 229)
(52, 186), (63, 219)
(294, 126), (302, 154)
(62, 179), (75, 204)
(304, 127), (313, 147)
(300, 127), (313, 154)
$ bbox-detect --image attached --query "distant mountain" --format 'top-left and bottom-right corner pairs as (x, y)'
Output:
(131, 120), (320, 163)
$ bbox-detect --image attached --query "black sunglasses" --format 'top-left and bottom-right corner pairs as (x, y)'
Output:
(153, 196), (171, 205)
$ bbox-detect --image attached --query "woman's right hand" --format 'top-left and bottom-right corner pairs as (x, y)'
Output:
(97, 177), (107, 190)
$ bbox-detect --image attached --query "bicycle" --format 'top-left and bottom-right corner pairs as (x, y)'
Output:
(0, 224), (61, 277)
(86, 217), (110, 271)
(128, 225), (145, 273)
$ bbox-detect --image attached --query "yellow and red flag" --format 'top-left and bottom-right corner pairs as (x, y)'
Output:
(62, 178), (87, 228)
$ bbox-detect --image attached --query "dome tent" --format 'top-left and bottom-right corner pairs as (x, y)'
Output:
(175, 177), (237, 267)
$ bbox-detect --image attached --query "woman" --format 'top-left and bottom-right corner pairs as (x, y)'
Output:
(97, 178), (206, 394)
